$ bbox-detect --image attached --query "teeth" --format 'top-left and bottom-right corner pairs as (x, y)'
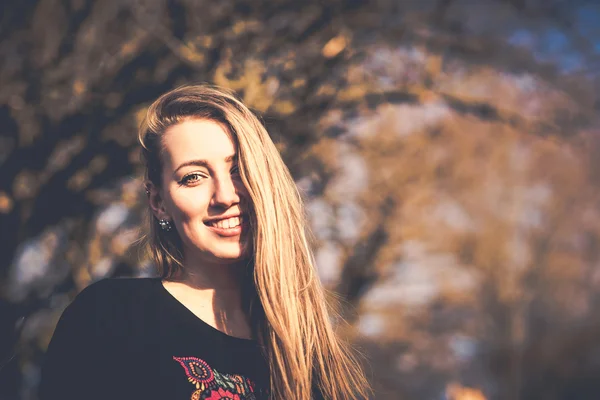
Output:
(211, 216), (241, 229)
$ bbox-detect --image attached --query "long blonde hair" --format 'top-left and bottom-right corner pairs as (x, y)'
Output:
(138, 84), (371, 399)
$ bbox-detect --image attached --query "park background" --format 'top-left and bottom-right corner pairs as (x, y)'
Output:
(1, 0), (600, 399)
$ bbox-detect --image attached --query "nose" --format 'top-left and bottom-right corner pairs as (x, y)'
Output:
(210, 174), (240, 209)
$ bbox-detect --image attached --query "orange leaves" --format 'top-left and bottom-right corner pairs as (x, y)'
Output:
(72, 79), (86, 96)
(0, 192), (13, 213)
(213, 51), (299, 115)
(178, 43), (205, 64)
(322, 35), (349, 59)
(446, 383), (487, 400)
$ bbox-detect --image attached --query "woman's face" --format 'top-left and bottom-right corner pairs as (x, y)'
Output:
(150, 118), (252, 265)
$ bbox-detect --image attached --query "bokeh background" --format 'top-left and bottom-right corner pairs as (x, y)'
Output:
(1, 0), (600, 399)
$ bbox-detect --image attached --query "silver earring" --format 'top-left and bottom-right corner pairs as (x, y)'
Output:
(158, 219), (172, 232)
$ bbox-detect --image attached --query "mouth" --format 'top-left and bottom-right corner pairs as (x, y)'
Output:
(204, 215), (244, 237)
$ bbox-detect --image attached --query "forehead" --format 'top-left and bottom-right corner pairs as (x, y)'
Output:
(161, 118), (235, 166)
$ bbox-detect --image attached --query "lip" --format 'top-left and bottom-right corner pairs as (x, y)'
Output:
(203, 214), (245, 237)
(203, 213), (242, 225)
(205, 224), (243, 237)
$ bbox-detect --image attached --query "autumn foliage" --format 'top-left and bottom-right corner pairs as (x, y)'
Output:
(1, 1), (599, 399)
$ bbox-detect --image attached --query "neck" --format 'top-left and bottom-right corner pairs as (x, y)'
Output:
(168, 256), (250, 313)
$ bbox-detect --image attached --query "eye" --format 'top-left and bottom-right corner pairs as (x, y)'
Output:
(178, 173), (205, 186)
(230, 165), (240, 176)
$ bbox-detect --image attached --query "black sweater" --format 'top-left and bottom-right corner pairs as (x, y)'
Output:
(39, 277), (270, 400)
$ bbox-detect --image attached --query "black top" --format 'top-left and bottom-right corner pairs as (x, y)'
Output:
(39, 277), (270, 400)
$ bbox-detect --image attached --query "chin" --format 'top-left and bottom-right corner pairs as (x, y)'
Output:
(214, 237), (252, 259)
(185, 235), (252, 265)
(206, 245), (250, 265)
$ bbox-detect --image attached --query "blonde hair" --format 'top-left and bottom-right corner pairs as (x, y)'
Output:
(138, 84), (371, 399)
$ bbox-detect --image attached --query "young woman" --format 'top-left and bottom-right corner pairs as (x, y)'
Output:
(39, 85), (371, 400)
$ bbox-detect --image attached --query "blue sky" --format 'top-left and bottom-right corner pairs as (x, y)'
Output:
(508, 3), (600, 73)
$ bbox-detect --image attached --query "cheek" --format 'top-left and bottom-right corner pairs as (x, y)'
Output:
(166, 187), (210, 222)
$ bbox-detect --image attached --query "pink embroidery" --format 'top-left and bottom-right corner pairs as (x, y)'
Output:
(173, 356), (263, 400)
(205, 387), (241, 400)
(173, 356), (215, 390)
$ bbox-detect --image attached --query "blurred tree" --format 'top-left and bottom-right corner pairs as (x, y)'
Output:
(0, 0), (599, 399)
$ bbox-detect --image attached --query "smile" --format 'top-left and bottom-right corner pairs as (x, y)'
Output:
(205, 216), (243, 229)
(204, 215), (245, 237)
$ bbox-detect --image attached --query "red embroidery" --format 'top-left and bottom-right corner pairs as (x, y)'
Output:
(173, 356), (264, 400)
(205, 387), (241, 400)
(173, 356), (215, 390)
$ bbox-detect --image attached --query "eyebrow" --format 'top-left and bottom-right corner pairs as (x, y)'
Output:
(173, 154), (237, 174)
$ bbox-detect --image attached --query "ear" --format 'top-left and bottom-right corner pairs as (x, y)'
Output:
(145, 181), (171, 221)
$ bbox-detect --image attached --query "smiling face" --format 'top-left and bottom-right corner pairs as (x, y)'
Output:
(149, 118), (252, 266)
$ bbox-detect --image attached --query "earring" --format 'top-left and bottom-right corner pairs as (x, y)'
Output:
(158, 219), (172, 232)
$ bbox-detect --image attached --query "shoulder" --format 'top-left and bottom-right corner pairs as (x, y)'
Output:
(40, 278), (160, 399)
(64, 277), (160, 320)
(77, 277), (159, 300)
(47, 277), (162, 346)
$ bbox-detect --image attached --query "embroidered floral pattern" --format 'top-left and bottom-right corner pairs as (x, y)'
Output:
(173, 356), (265, 400)
(173, 357), (215, 391)
(205, 387), (241, 400)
